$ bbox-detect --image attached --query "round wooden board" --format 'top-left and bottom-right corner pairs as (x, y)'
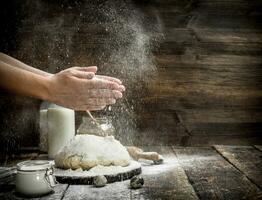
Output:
(54, 161), (141, 185)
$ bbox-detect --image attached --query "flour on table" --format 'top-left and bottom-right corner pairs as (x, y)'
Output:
(54, 135), (131, 170)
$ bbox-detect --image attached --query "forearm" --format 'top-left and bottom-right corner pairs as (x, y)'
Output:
(0, 61), (50, 100)
(0, 52), (51, 77)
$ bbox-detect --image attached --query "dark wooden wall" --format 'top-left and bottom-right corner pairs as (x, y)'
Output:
(138, 0), (262, 145)
(0, 0), (261, 151)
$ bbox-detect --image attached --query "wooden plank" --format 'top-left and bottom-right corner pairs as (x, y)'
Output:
(146, 62), (262, 110)
(173, 147), (262, 199)
(130, 131), (188, 146)
(214, 145), (262, 188)
(147, 84), (262, 109)
(182, 122), (262, 136)
(0, 184), (68, 200)
(141, 95), (262, 110)
(188, 14), (262, 29)
(63, 146), (198, 200)
(187, 135), (262, 146)
(151, 0), (194, 12)
(155, 54), (262, 65)
(131, 146), (198, 200)
(152, 82), (262, 97)
(161, 13), (194, 28)
(36, 29), (262, 56)
(176, 109), (262, 124)
(39, 184), (68, 200)
(189, 43), (262, 56)
(0, 153), (39, 167)
(24, 20), (262, 54)
(0, 167), (16, 185)
(194, 29), (262, 43)
(161, 28), (262, 55)
(162, 28), (195, 43)
(156, 65), (262, 86)
(255, 145), (262, 152)
(157, 42), (262, 56)
(63, 181), (131, 200)
(192, 1), (262, 15)
(156, 42), (262, 58)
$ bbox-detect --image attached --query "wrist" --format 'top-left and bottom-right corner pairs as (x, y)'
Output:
(40, 75), (54, 102)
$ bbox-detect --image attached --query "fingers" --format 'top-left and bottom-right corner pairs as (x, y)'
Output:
(95, 75), (125, 91)
(74, 98), (116, 111)
(72, 71), (95, 79)
(88, 106), (106, 111)
(71, 71), (125, 92)
(69, 67), (125, 91)
(92, 78), (125, 92)
(95, 75), (122, 85)
(84, 89), (122, 99)
(83, 78), (123, 91)
(117, 85), (125, 92)
(87, 98), (116, 106)
(73, 66), (97, 73)
(68, 67), (124, 85)
(75, 105), (106, 111)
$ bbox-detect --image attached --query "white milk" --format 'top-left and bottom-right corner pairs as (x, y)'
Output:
(47, 107), (75, 159)
(39, 109), (48, 152)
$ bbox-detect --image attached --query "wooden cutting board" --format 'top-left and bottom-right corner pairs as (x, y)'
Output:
(54, 161), (141, 185)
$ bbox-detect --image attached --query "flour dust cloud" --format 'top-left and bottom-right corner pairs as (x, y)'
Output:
(2, 0), (163, 151)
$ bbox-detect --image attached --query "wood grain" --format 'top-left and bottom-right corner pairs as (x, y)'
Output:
(188, 14), (262, 29)
(131, 146), (198, 200)
(187, 135), (262, 146)
(155, 54), (262, 65)
(214, 145), (262, 188)
(0, 184), (68, 200)
(255, 145), (262, 152)
(63, 182), (131, 200)
(173, 147), (262, 199)
(177, 109), (262, 124)
(182, 122), (262, 136)
(0, 167), (16, 185)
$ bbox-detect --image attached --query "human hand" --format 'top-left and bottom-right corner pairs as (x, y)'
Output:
(46, 66), (125, 110)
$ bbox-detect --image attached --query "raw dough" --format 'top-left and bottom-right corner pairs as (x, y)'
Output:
(93, 175), (107, 187)
(54, 135), (131, 170)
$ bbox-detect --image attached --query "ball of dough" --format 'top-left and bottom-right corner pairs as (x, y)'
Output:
(93, 175), (107, 187)
(54, 135), (131, 170)
(130, 176), (144, 189)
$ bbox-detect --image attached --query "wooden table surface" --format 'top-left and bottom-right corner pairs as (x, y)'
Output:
(0, 146), (262, 200)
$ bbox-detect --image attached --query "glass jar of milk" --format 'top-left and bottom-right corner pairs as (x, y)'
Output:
(47, 105), (75, 159)
(39, 103), (75, 158)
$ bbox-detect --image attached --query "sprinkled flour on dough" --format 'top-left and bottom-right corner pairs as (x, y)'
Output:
(55, 135), (131, 170)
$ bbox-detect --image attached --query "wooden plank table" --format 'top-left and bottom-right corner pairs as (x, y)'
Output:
(1, 146), (262, 199)
(214, 145), (262, 188)
(173, 147), (262, 200)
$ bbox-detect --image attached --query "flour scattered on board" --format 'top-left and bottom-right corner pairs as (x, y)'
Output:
(54, 160), (141, 177)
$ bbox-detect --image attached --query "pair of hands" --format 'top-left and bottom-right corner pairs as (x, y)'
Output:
(47, 66), (125, 111)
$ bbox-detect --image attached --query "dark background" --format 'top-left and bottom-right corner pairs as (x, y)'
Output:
(0, 0), (262, 154)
